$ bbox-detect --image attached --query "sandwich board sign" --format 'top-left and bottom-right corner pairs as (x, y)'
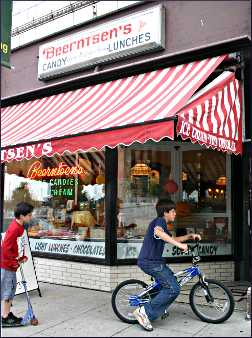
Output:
(1, 230), (41, 296)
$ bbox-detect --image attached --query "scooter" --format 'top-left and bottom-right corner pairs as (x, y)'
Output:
(19, 264), (39, 326)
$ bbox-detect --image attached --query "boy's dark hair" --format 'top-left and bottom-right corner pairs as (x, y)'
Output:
(14, 202), (34, 218)
(156, 198), (176, 217)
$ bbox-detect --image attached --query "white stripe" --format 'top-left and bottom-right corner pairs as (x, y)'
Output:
(234, 80), (241, 140)
(223, 86), (230, 138)
(210, 95), (218, 134)
(188, 109), (194, 124)
(229, 81), (237, 139)
(195, 105), (202, 128)
(202, 100), (210, 131)
(216, 90), (225, 136)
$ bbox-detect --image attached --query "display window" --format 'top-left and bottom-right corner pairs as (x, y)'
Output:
(3, 150), (106, 259)
(117, 141), (232, 260)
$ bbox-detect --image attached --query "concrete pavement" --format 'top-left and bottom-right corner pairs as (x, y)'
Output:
(1, 282), (251, 337)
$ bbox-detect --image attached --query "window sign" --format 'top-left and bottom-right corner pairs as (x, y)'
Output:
(30, 238), (105, 258)
(117, 242), (232, 259)
(38, 5), (165, 80)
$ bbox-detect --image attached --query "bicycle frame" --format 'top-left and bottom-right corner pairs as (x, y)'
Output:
(129, 241), (212, 307)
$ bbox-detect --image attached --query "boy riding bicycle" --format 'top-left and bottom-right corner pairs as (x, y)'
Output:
(133, 198), (201, 331)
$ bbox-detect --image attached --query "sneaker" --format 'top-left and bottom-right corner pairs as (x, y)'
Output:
(133, 306), (153, 331)
(9, 312), (23, 322)
(1, 313), (23, 327)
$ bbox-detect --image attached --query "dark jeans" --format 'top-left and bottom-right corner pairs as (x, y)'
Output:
(138, 262), (181, 321)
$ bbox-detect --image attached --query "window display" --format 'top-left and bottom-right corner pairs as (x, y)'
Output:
(3, 151), (105, 258)
(117, 142), (232, 259)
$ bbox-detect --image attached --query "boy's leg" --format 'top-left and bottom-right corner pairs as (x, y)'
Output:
(144, 265), (180, 321)
(2, 300), (12, 318)
(1, 268), (22, 326)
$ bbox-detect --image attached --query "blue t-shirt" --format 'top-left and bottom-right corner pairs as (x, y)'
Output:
(138, 217), (172, 265)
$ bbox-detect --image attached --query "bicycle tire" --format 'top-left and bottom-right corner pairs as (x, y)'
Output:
(189, 278), (235, 323)
(111, 279), (148, 324)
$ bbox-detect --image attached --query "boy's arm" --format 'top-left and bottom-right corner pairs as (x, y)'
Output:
(154, 227), (188, 251)
(2, 230), (21, 269)
(175, 233), (202, 243)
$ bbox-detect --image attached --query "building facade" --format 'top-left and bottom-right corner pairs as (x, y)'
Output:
(1, 1), (251, 291)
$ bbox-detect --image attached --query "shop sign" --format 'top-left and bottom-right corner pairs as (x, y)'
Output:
(29, 238), (105, 258)
(177, 120), (237, 153)
(38, 5), (165, 80)
(27, 161), (86, 179)
(1, 142), (53, 162)
(117, 242), (232, 259)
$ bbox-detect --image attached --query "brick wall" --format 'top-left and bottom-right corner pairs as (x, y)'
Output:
(33, 258), (235, 292)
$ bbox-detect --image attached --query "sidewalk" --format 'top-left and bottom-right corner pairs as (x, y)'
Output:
(1, 282), (251, 337)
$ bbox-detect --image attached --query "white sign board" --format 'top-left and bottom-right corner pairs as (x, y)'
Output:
(29, 238), (105, 258)
(1, 231), (39, 295)
(117, 242), (232, 259)
(38, 5), (165, 80)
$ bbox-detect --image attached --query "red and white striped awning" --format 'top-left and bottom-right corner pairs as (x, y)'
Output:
(176, 71), (242, 155)
(1, 55), (226, 162)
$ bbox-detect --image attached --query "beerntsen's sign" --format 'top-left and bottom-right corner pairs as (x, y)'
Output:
(38, 5), (165, 80)
(1, 142), (53, 162)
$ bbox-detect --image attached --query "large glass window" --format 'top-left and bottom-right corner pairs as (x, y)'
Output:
(3, 151), (106, 259)
(117, 141), (172, 259)
(117, 141), (232, 260)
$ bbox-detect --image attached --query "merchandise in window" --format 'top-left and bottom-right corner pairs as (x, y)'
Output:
(3, 151), (105, 258)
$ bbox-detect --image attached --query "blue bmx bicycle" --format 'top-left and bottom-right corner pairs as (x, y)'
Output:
(112, 241), (234, 324)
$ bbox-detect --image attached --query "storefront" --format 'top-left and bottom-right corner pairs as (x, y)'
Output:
(1, 1), (251, 290)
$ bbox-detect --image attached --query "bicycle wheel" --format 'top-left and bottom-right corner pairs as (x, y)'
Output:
(111, 279), (148, 324)
(189, 278), (235, 323)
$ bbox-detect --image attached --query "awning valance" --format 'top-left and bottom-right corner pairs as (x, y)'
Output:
(176, 71), (242, 155)
(1, 55), (226, 162)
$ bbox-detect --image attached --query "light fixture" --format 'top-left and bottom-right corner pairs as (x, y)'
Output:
(216, 176), (227, 186)
(131, 163), (151, 176)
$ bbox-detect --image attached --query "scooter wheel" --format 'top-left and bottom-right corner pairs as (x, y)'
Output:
(31, 318), (39, 326)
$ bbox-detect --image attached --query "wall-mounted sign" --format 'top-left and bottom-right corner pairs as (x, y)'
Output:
(27, 161), (86, 179)
(38, 5), (165, 80)
(1, 142), (53, 162)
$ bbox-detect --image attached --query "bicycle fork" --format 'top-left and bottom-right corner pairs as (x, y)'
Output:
(198, 274), (214, 303)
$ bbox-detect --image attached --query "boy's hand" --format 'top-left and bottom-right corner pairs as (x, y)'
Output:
(189, 234), (201, 241)
(18, 255), (28, 264)
(179, 243), (188, 252)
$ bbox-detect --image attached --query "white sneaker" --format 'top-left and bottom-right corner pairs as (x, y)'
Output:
(133, 306), (153, 331)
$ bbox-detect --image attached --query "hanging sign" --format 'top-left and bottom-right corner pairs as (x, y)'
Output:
(1, 0), (13, 68)
(38, 5), (165, 80)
